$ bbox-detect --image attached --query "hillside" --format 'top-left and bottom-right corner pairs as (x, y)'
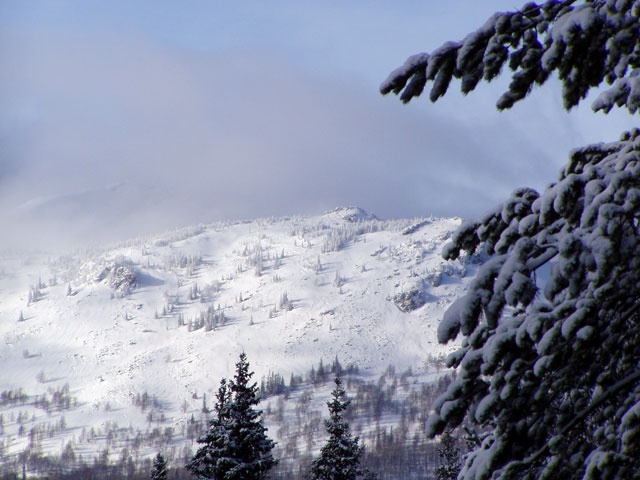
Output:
(0, 207), (478, 478)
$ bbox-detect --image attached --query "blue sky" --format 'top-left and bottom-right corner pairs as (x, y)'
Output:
(0, 1), (637, 249)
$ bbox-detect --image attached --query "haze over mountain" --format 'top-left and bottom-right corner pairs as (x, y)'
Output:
(3, 2), (638, 253)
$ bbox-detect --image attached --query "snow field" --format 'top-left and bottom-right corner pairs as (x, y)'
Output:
(0, 208), (473, 471)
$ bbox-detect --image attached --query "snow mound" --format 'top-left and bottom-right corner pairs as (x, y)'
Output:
(80, 258), (137, 292)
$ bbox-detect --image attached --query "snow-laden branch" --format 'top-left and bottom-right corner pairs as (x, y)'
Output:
(385, 2), (640, 477)
(382, 0), (640, 114)
(428, 131), (640, 479)
(503, 362), (640, 476)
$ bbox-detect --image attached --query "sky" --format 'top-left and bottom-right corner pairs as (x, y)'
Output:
(1, 1), (637, 250)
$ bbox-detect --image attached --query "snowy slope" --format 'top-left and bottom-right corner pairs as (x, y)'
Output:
(0, 207), (475, 469)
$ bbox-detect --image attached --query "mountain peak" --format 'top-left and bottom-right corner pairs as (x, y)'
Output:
(323, 206), (378, 222)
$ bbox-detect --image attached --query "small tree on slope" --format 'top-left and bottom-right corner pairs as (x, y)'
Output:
(150, 452), (168, 480)
(186, 353), (277, 480)
(382, 1), (640, 479)
(310, 377), (375, 480)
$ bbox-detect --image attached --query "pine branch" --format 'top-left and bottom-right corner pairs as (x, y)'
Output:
(380, 0), (640, 112)
(505, 353), (640, 474)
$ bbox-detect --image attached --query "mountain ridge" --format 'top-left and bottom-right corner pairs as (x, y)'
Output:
(0, 207), (475, 475)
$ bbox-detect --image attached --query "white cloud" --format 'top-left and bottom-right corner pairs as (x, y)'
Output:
(0, 15), (636, 250)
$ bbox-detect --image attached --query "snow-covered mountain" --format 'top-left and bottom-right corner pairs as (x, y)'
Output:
(0, 207), (477, 476)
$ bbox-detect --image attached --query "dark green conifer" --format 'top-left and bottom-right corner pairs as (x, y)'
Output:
(310, 377), (375, 480)
(187, 353), (277, 480)
(150, 452), (168, 480)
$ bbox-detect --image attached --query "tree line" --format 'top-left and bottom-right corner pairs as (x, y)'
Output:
(0, 353), (461, 479)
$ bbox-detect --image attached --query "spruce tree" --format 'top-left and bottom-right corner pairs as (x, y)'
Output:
(186, 379), (232, 479)
(382, 1), (640, 479)
(310, 377), (374, 480)
(186, 353), (277, 480)
(150, 452), (168, 480)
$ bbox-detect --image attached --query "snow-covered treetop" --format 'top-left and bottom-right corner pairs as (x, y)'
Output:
(381, 0), (640, 113)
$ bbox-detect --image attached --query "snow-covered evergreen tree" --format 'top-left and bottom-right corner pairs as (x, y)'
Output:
(310, 377), (374, 480)
(150, 452), (168, 480)
(186, 353), (277, 480)
(382, 1), (640, 479)
(186, 379), (233, 479)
